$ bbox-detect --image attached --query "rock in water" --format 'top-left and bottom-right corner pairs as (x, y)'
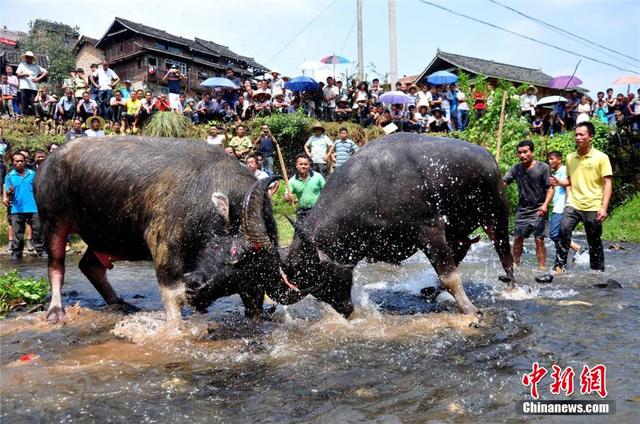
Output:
(535, 274), (554, 284)
(594, 279), (623, 289)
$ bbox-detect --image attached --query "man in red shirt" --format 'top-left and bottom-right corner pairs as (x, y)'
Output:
(153, 94), (171, 112)
(473, 85), (487, 120)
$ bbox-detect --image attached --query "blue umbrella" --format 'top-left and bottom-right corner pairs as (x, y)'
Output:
(285, 76), (319, 92)
(200, 77), (239, 89)
(427, 71), (458, 85)
(379, 90), (413, 105)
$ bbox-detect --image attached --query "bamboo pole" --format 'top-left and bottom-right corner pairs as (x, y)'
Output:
(274, 139), (294, 204)
(495, 90), (508, 163)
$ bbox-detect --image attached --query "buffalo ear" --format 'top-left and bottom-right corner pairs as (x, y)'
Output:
(211, 192), (230, 223)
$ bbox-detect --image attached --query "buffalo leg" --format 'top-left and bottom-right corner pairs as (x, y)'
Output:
(450, 241), (471, 267)
(155, 265), (186, 323)
(238, 285), (265, 320)
(79, 249), (121, 304)
(45, 222), (71, 323)
(484, 224), (516, 288)
(418, 222), (478, 315)
(79, 249), (138, 312)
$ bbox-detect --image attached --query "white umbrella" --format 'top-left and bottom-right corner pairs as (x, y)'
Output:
(537, 95), (568, 106)
(298, 60), (329, 71)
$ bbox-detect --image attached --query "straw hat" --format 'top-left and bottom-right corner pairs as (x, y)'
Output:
(311, 122), (325, 132)
(526, 84), (538, 94)
(253, 90), (272, 101)
(21, 51), (36, 60)
(86, 115), (106, 129)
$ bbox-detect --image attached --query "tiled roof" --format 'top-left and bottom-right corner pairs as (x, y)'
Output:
(97, 18), (266, 70)
(418, 50), (554, 87)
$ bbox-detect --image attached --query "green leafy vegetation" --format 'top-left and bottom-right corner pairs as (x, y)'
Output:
(602, 195), (640, 242)
(272, 182), (297, 246)
(0, 270), (49, 314)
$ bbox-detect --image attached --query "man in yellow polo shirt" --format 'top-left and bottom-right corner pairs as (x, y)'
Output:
(552, 121), (612, 272)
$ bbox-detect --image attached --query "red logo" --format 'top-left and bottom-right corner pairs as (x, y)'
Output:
(522, 362), (548, 399)
(522, 363), (607, 399)
(550, 365), (575, 396)
(580, 364), (607, 398)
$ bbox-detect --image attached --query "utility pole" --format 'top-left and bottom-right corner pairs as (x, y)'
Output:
(388, 0), (398, 87)
(357, 0), (364, 81)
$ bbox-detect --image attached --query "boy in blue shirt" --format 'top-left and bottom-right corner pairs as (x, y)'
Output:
(2, 152), (46, 260)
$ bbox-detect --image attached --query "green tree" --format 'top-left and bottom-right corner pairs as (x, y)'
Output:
(21, 19), (79, 92)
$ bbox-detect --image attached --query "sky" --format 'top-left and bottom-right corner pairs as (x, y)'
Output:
(1, 0), (639, 93)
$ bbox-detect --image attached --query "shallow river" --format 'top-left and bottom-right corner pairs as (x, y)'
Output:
(1, 236), (639, 423)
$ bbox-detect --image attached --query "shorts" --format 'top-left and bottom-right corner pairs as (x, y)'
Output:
(514, 215), (548, 239)
(549, 212), (563, 241)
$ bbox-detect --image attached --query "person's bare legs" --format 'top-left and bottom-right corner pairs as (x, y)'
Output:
(513, 236), (524, 267)
(534, 237), (546, 269)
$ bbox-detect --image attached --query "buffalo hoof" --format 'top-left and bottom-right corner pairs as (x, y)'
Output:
(420, 286), (443, 302)
(459, 302), (479, 316)
(46, 305), (65, 323)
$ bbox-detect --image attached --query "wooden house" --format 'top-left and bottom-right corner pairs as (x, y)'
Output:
(95, 17), (267, 94)
(416, 49), (586, 96)
(73, 36), (104, 73)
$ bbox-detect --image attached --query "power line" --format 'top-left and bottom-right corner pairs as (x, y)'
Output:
(266, 0), (338, 65)
(417, 0), (640, 75)
(489, 0), (640, 65)
(339, 17), (357, 57)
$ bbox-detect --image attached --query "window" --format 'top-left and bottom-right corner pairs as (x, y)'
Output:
(137, 58), (142, 69)
(165, 59), (187, 74)
(119, 45), (123, 52)
(148, 57), (157, 66)
(168, 46), (182, 54)
(155, 42), (167, 50)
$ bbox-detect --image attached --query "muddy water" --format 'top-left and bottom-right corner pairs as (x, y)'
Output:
(1, 237), (639, 423)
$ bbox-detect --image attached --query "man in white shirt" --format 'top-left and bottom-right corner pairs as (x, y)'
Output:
(322, 77), (339, 121)
(520, 85), (538, 123)
(246, 155), (269, 180)
(94, 60), (119, 120)
(416, 84), (432, 111)
(16, 51), (48, 116)
(206, 125), (226, 146)
(304, 122), (334, 176)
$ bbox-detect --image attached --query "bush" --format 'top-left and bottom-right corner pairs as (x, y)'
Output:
(0, 270), (49, 313)
(1, 117), (66, 152)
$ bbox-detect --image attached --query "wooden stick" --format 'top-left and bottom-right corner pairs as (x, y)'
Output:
(495, 90), (508, 163)
(274, 139), (295, 204)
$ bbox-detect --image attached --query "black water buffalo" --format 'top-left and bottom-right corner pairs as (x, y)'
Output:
(35, 137), (298, 323)
(285, 133), (516, 316)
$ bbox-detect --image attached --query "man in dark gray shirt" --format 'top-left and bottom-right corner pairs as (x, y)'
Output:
(503, 140), (554, 268)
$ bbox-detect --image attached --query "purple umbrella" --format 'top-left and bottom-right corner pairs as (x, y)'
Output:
(548, 75), (583, 89)
(379, 90), (413, 105)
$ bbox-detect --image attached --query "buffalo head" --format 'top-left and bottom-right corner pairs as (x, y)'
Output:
(184, 176), (302, 313)
(285, 216), (355, 317)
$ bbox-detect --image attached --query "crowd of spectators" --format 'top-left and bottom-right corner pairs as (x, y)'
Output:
(3, 51), (638, 139)
(521, 85), (640, 136)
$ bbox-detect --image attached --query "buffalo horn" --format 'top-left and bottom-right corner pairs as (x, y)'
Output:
(241, 175), (282, 246)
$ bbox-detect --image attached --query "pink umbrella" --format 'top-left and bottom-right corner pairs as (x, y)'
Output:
(319, 55), (351, 79)
(548, 75), (583, 90)
(612, 76), (640, 85)
(612, 76), (640, 94)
